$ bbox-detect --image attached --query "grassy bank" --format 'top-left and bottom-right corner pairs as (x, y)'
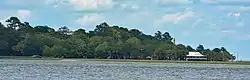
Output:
(1, 56), (250, 65)
(0, 56), (61, 60)
(81, 59), (250, 65)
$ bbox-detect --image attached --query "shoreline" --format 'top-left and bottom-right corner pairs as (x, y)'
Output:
(1, 56), (250, 65)
(83, 59), (250, 65)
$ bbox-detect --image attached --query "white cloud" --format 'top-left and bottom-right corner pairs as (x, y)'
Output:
(236, 22), (244, 27)
(191, 18), (203, 27)
(219, 30), (250, 41)
(221, 0), (250, 2)
(238, 34), (250, 40)
(120, 4), (140, 10)
(227, 12), (241, 17)
(45, 0), (115, 10)
(219, 6), (250, 12)
(0, 10), (31, 24)
(201, 0), (250, 4)
(161, 11), (195, 24)
(4, 0), (43, 6)
(131, 5), (140, 10)
(45, 0), (70, 5)
(221, 30), (237, 34)
(76, 14), (105, 27)
(16, 10), (31, 21)
(45, 0), (68, 8)
(162, 13), (181, 23)
(157, 0), (193, 4)
(45, 0), (56, 4)
(200, 0), (217, 4)
(120, 4), (128, 9)
(70, 0), (114, 10)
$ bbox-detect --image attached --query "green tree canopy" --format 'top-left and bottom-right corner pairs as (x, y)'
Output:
(0, 17), (235, 61)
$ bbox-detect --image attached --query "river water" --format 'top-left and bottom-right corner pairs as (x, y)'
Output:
(0, 60), (250, 80)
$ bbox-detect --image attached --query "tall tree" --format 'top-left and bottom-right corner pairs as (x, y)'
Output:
(12, 34), (43, 56)
(125, 37), (142, 59)
(95, 42), (111, 58)
(212, 48), (221, 53)
(196, 45), (205, 53)
(155, 31), (162, 40)
(130, 29), (143, 37)
(3, 17), (25, 55)
(5, 17), (22, 29)
(94, 22), (109, 32)
(74, 29), (87, 35)
(220, 47), (232, 61)
(186, 45), (195, 52)
(58, 26), (70, 34)
(17, 22), (33, 33)
(34, 26), (55, 33)
(162, 32), (173, 41)
(175, 44), (188, 60)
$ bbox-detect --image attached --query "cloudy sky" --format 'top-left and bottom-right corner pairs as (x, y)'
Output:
(0, 0), (249, 60)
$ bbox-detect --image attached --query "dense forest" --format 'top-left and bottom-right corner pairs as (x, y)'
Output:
(0, 17), (235, 61)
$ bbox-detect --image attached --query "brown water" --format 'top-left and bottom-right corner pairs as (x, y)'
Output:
(0, 60), (250, 80)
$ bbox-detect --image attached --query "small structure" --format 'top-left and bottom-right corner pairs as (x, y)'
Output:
(31, 55), (42, 58)
(146, 56), (152, 60)
(186, 52), (207, 61)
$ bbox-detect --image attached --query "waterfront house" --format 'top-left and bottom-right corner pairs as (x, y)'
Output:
(186, 52), (207, 61)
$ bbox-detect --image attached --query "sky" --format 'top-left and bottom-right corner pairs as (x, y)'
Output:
(0, 0), (249, 61)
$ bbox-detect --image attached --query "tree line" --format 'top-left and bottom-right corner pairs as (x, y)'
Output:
(0, 17), (235, 61)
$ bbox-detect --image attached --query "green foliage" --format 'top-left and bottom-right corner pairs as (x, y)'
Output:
(0, 17), (235, 61)
(34, 26), (55, 33)
(196, 45), (205, 53)
(12, 34), (43, 56)
(186, 45), (195, 52)
(162, 32), (173, 41)
(6, 17), (21, 29)
(42, 45), (68, 57)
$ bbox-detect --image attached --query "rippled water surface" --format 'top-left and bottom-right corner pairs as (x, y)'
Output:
(0, 60), (250, 80)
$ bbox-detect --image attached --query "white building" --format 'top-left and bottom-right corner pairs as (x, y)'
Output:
(186, 52), (207, 61)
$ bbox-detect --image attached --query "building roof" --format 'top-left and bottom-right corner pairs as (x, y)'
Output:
(187, 52), (205, 56)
